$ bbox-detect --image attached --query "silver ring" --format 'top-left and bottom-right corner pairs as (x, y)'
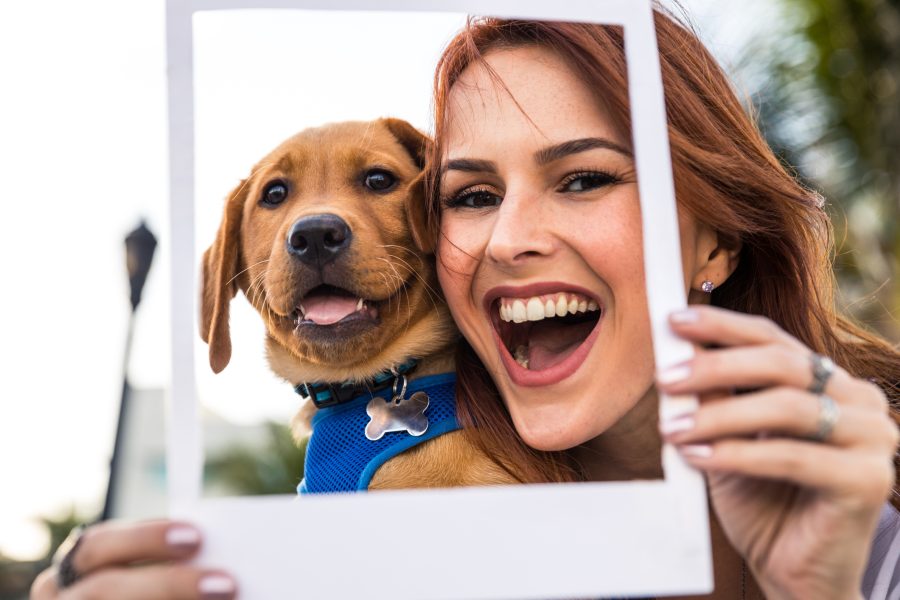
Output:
(812, 394), (840, 442)
(53, 525), (85, 589)
(391, 374), (408, 401)
(808, 353), (835, 395)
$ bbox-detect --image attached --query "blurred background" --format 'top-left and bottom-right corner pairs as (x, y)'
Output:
(1, 0), (898, 597)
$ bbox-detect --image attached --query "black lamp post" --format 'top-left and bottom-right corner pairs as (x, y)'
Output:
(102, 221), (157, 520)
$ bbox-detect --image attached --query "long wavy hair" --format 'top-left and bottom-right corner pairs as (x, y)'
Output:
(423, 10), (900, 507)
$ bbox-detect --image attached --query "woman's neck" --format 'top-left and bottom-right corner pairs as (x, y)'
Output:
(571, 385), (663, 481)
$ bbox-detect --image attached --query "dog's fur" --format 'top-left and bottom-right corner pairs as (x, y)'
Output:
(200, 118), (513, 489)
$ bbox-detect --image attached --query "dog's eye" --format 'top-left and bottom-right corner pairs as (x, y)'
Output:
(262, 182), (288, 206)
(364, 170), (396, 192)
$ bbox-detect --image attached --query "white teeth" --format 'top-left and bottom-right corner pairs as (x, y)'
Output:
(498, 293), (601, 322)
(514, 345), (530, 369)
(526, 298), (545, 321)
(544, 299), (556, 318)
(512, 300), (527, 323)
(298, 304), (306, 317)
(556, 295), (568, 317)
(356, 298), (364, 311)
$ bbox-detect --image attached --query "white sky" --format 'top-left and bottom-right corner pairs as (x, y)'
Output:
(0, 0), (780, 560)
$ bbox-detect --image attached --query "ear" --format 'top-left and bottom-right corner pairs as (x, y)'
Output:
(200, 179), (248, 373)
(380, 117), (436, 254)
(404, 171), (435, 254)
(381, 117), (430, 169)
(688, 225), (741, 304)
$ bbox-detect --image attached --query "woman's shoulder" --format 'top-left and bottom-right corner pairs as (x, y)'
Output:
(863, 503), (900, 599)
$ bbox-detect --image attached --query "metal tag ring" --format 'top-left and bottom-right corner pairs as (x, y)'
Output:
(391, 374), (408, 401)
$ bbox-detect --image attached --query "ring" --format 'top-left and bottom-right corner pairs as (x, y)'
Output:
(808, 353), (835, 395)
(812, 394), (840, 442)
(53, 525), (85, 589)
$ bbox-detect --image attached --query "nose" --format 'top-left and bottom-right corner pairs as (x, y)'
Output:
(286, 214), (352, 266)
(485, 190), (554, 265)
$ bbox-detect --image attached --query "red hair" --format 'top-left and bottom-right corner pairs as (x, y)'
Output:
(423, 12), (900, 506)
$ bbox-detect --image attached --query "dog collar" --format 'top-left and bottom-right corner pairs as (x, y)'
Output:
(298, 373), (459, 493)
(294, 359), (418, 408)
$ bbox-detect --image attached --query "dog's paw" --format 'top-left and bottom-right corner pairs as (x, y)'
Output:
(365, 391), (430, 441)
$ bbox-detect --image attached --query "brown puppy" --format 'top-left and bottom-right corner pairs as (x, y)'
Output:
(200, 118), (513, 490)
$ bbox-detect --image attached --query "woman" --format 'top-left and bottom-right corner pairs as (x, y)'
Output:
(32, 8), (899, 600)
(425, 11), (900, 600)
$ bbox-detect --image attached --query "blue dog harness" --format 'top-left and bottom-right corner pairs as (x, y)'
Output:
(298, 373), (459, 494)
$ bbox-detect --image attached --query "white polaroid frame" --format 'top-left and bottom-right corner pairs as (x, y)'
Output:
(166, 1), (713, 598)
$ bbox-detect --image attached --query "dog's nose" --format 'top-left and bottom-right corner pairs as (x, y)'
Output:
(287, 214), (352, 266)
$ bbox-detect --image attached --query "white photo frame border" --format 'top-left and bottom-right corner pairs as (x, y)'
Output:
(165, 1), (714, 598)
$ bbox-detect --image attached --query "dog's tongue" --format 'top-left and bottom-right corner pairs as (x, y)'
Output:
(302, 295), (359, 325)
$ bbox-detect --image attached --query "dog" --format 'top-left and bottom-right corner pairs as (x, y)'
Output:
(199, 118), (514, 491)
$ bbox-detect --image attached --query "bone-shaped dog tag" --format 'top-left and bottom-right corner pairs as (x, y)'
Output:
(364, 391), (430, 441)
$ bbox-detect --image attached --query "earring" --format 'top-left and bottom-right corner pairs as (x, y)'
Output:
(700, 280), (715, 294)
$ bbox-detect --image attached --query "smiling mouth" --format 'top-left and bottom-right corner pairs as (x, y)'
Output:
(491, 291), (602, 379)
(293, 284), (378, 327)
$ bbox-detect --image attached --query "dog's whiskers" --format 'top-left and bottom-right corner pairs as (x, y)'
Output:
(382, 253), (442, 315)
(225, 258), (270, 288)
(377, 247), (441, 302)
(246, 269), (270, 314)
(376, 257), (416, 337)
(377, 271), (395, 315)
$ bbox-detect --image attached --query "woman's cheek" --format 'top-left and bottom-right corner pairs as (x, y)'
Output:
(437, 224), (480, 321)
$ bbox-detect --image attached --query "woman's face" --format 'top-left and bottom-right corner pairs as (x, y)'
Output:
(437, 46), (708, 451)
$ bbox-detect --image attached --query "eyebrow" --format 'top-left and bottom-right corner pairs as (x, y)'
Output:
(444, 158), (498, 173)
(535, 137), (632, 164)
(443, 137), (632, 174)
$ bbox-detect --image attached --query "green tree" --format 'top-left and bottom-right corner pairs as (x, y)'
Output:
(0, 508), (88, 600)
(737, 0), (900, 336)
(205, 422), (307, 496)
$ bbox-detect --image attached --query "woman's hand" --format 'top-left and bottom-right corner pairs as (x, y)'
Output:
(31, 520), (236, 599)
(656, 305), (898, 600)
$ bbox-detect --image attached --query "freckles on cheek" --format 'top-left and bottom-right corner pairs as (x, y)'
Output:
(436, 255), (465, 299)
(436, 224), (480, 278)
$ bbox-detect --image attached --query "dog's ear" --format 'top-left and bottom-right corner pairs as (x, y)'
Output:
(200, 179), (248, 373)
(381, 117), (430, 169)
(381, 118), (436, 254)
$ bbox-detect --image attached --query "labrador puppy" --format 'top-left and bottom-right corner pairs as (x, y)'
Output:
(200, 118), (513, 491)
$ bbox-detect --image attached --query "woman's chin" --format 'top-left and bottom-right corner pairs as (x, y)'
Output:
(507, 404), (609, 452)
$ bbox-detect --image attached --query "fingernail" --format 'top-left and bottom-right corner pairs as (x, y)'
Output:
(658, 364), (691, 385)
(679, 444), (713, 458)
(670, 308), (700, 324)
(199, 574), (236, 599)
(166, 526), (201, 549)
(660, 415), (695, 436)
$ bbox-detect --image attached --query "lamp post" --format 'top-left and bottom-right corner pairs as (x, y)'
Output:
(102, 221), (157, 520)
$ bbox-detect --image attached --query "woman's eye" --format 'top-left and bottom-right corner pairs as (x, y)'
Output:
(450, 190), (502, 209)
(364, 169), (396, 192)
(262, 181), (288, 205)
(560, 172), (618, 193)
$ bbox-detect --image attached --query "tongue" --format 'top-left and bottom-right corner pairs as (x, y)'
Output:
(526, 320), (595, 371)
(302, 295), (360, 325)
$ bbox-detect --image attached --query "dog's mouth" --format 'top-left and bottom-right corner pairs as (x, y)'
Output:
(293, 284), (378, 327)
(492, 291), (602, 373)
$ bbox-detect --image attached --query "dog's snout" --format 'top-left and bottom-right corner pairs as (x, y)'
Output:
(287, 214), (352, 266)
